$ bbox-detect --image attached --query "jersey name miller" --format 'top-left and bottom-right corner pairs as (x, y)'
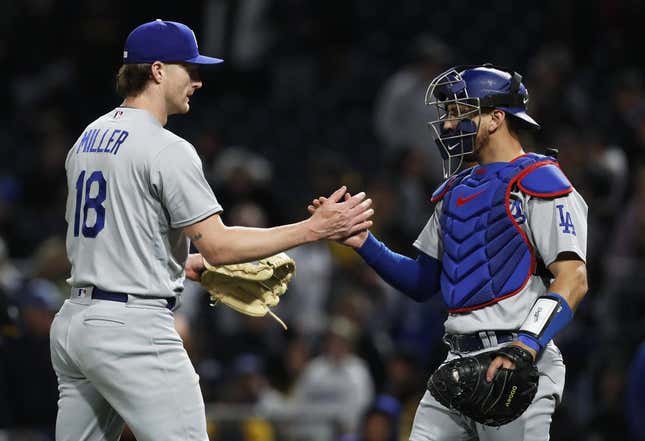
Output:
(75, 128), (129, 155)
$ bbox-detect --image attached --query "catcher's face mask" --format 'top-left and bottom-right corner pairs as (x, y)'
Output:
(425, 68), (482, 179)
(426, 65), (541, 178)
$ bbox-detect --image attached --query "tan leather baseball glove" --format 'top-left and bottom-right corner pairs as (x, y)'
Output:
(200, 253), (296, 330)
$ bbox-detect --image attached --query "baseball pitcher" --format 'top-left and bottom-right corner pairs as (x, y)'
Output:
(49, 19), (373, 441)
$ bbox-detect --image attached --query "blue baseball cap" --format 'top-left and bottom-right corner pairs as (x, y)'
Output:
(123, 19), (224, 65)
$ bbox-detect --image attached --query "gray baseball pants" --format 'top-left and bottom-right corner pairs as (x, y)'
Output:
(50, 289), (208, 441)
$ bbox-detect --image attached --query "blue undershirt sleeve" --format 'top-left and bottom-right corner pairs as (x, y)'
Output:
(356, 232), (441, 301)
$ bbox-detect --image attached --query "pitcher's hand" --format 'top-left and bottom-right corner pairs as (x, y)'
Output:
(307, 186), (373, 240)
(185, 253), (206, 281)
(308, 192), (370, 248)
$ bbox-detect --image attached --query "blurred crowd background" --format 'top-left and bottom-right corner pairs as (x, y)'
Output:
(1, 0), (644, 440)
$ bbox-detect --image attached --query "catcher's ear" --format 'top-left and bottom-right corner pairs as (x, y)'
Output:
(488, 109), (506, 133)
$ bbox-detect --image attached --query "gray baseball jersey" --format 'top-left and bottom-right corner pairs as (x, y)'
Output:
(52, 106), (221, 441)
(64, 107), (222, 297)
(414, 188), (588, 334)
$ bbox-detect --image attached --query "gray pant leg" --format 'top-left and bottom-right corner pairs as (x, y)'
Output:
(55, 376), (125, 441)
(69, 301), (208, 441)
(51, 302), (125, 441)
(409, 391), (477, 441)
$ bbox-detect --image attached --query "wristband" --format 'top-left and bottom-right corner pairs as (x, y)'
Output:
(518, 292), (573, 352)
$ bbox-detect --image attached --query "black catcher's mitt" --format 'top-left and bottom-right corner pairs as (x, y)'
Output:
(427, 345), (539, 426)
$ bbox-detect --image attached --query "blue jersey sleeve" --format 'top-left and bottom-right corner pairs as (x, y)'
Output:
(356, 233), (440, 301)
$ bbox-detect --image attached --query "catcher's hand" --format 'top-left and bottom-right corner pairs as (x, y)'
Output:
(200, 253), (296, 330)
(427, 345), (539, 426)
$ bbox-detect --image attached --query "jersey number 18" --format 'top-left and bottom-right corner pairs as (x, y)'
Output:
(73, 170), (107, 238)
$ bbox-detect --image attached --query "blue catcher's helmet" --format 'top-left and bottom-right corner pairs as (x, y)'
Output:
(425, 64), (540, 178)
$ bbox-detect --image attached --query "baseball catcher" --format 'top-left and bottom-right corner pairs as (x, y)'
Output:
(200, 252), (296, 329)
(427, 345), (539, 426)
(309, 63), (589, 440)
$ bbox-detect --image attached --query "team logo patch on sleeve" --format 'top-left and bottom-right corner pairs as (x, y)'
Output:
(556, 204), (576, 235)
(509, 197), (526, 224)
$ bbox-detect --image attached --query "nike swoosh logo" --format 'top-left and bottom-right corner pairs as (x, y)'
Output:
(456, 190), (485, 207)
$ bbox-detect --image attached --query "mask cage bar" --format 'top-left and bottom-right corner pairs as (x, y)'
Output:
(425, 68), (483, 178)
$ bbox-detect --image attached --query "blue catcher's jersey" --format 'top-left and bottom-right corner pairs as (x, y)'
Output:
(429, 153), (572, 312)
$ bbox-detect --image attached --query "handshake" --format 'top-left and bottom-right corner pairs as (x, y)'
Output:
(304, 185), (372, 249)
(197, 185), (373, 328)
